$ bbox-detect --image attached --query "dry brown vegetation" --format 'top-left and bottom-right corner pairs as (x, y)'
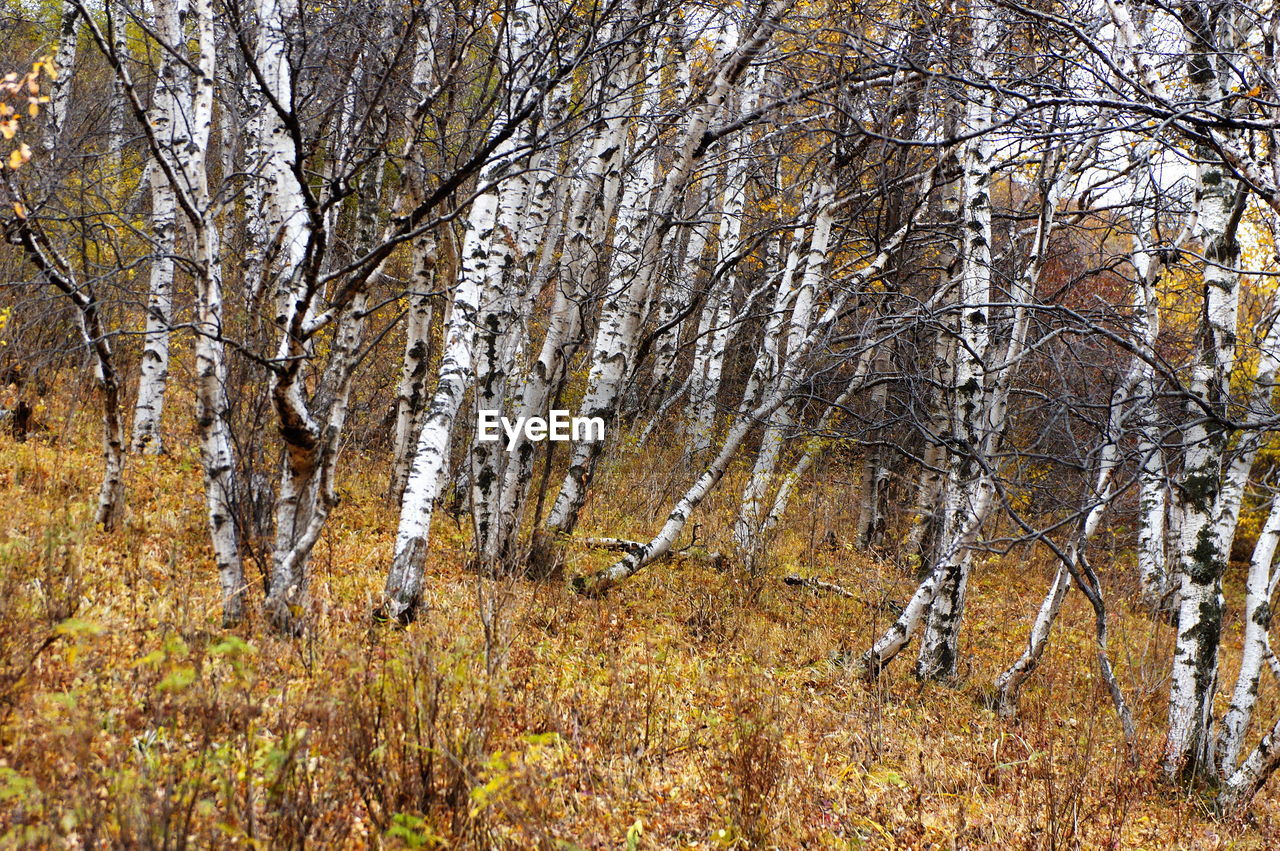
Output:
(2, 403), (1278, 849)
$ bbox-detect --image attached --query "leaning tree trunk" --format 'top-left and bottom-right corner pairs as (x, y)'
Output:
(542, 17), (783, 538)
(579, 190), (928, 594)
(380, 0), (547, 617)
(6, 236), (125, 532)
(1217, 492), (1280, 776)
(1213, 301), (1280, 773)
(735, 177), (834, 553)
(491, 47), (639, 569)
(733, 207), (809, 552)
(1219, 711), (1280, 814)
(685, 179), (745, 453)
(379, 205), (491, 621)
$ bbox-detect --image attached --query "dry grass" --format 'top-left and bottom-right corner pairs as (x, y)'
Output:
(0, 416), (1278, 848)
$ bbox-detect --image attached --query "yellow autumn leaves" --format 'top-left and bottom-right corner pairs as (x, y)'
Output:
(1, 56), (55, 170)
(7, 144), (32, 170)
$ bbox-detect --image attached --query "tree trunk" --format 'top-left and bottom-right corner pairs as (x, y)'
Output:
(129, 0), (187, 455)
(914, 13), (997, 677)
(391, 234), (438, 497)
(1164, 110), (1241, 784)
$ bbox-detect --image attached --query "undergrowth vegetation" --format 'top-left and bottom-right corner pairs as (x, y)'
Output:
(1, 409), (1277, 848)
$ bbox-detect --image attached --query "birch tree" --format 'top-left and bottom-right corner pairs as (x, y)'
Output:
(380, 0), (557, 621)
(128, 0), (185, 454)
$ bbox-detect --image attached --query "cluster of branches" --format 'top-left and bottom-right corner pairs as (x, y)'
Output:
(8, 0), (1280, 817)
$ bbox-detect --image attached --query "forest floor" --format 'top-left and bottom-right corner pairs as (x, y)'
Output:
(1, 420), (1279, 849)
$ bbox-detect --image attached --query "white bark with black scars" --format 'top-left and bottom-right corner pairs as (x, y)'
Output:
(544, 11), (788, 536)
(129, 0), (188, 455)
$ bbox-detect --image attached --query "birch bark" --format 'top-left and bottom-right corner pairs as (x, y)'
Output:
(542, 10), (788, 538)
(129, 0), (187, 454)
(380, 0), (544, 620)
(1164, 3), (1242, 775)
(914, 2), (998, 678)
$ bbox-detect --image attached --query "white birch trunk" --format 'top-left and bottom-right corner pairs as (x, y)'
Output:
(649, 183), (712, 402)
(475, 36), (633, 566)
(470, 162), (538, 567)
(189, 0), (246, 624)
(253, 0), (310, 312)
(687, 137), (752, 453)
(380, 198), (492, 620)
(69, 0), (244, 618)
(380, 0), (552, 613)
(864, 477), (993, 677)
(734, 215), (809, 550)
(1165, 67), (1241, 781)
(542, 13), (787, 537)
(759, 377), (863, 539)
(900, 427), (947, 574)
(1106, 0), (1242, 782)
(915, 12), (997, 677)
(685, 282), (722, 449)
(46, 0), (80, 146)
(1212, 296), (1280, 773)
(107, 0), (129, 163)
(688, 288), (734, 454)
(1219, 710), (1280, 813)
(855, 347), (893, 550)
(581, 190), (927, 594)
(390, 16), (441, 498)
(1133, 215), (1167, 606)
(1210, 316), (1280, 560)
(470, 0), (567, 566)
(129, 0), (187, 455)
(193, 218), (246, 625)
(735, 179), (834, 550)
(391, 235), (437, 497)
(1217, 493), (1280, 775)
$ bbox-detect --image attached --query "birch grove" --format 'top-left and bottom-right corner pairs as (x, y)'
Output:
(17, 0), (1280, 822)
